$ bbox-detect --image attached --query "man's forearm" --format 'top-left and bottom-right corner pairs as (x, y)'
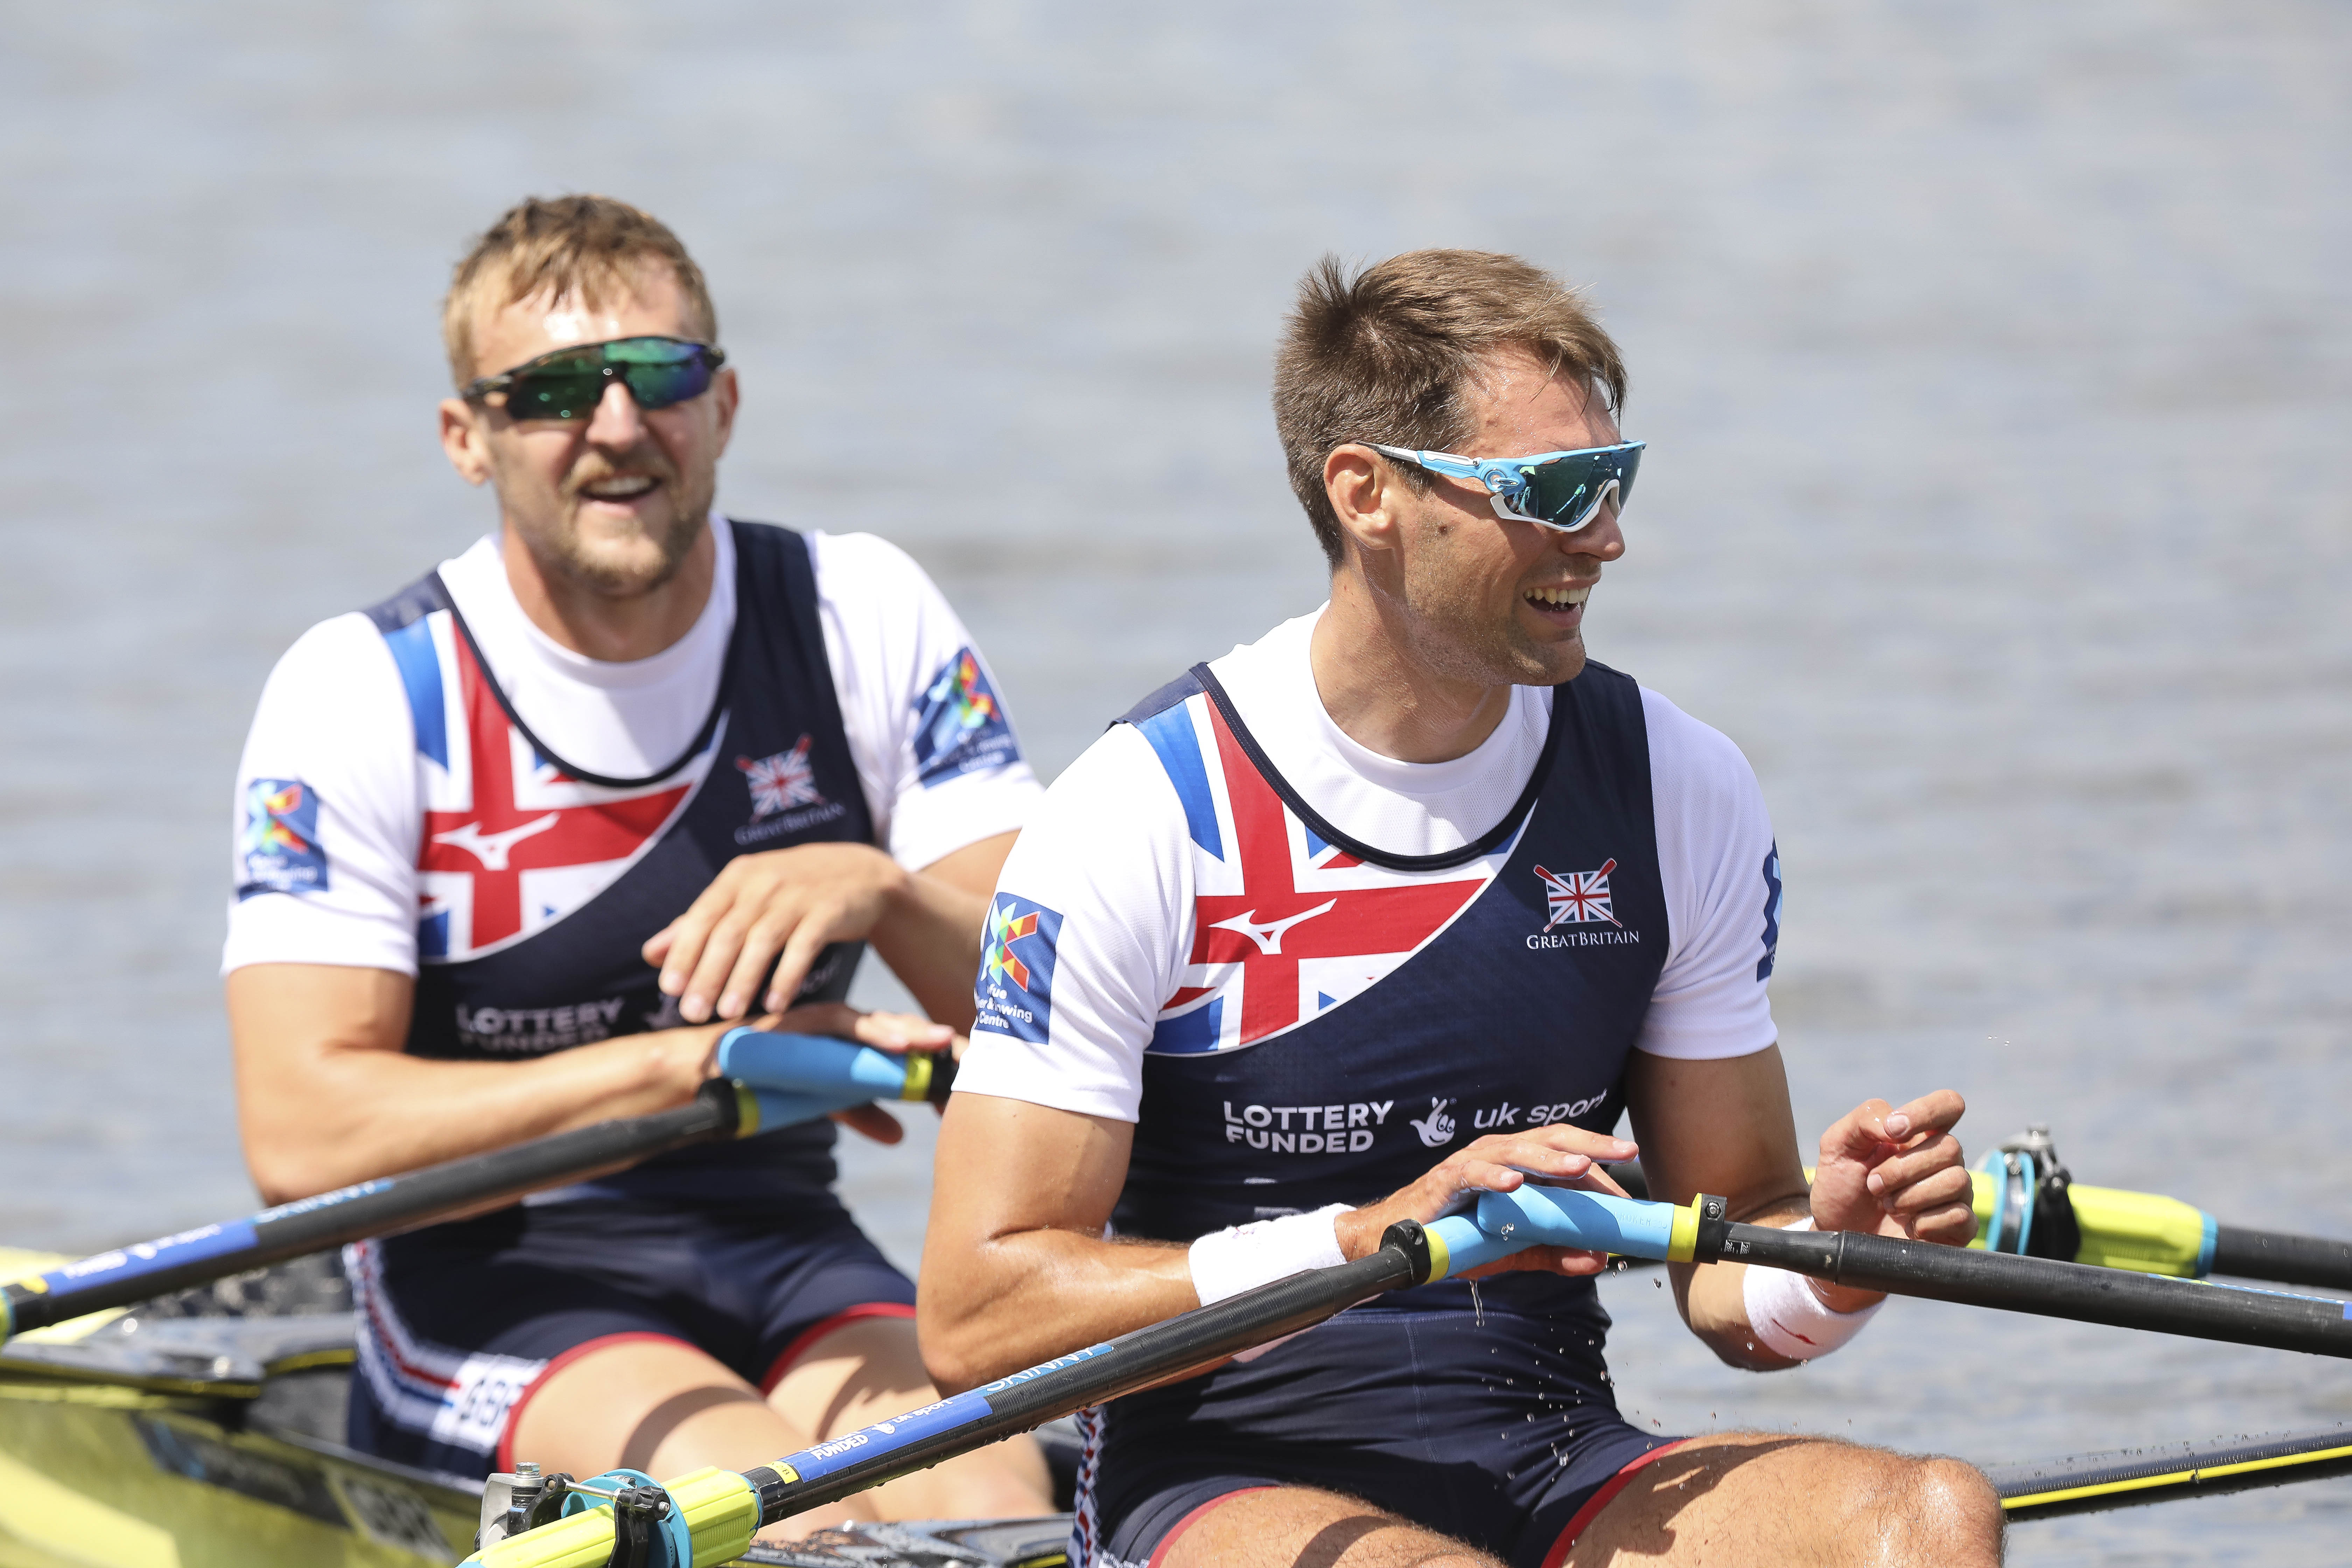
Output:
(256, 1037), (709, 1202)
(918, 1228), (1197, 1393)
(1673, 1192), (1815, 1370)
(230, 966), (714, 1203)
(919, 1095), (1202, 1392)
(867, 869), (990, 1032)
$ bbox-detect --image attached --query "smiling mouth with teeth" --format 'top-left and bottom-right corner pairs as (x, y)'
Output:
(581, 475), (659, 501)
(1524, 584), (1592, 608)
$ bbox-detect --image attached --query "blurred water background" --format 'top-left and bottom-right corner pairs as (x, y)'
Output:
(4, 4), (2349, 1561)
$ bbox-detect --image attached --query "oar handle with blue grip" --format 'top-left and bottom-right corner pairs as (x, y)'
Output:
(1416, 1184), (1709, 1279)
(715, 1027), (958, 1133)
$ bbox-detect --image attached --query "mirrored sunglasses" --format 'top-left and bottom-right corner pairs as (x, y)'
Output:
(462, 336), (726, 421)
(1367, 440), (1644, 532)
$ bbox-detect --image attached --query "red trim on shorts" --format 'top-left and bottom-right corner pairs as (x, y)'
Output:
(758, 1302), (919, 1396)
(1540, 1440), (1694, 1568)
(1147, 1486), (1279, 1568)
(493, 1331), (696, 1473)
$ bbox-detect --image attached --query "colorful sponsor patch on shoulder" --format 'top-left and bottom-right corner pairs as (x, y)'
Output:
(974, 893), (1062, 1043)
(911, 648), (1020, 787)
(238, 778), (328, 899)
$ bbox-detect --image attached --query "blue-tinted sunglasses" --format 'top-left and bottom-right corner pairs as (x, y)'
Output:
(1367, 439), (1644, 532)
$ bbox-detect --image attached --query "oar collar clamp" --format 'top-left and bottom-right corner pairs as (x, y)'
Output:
(1381, 1219), (1437, 1285)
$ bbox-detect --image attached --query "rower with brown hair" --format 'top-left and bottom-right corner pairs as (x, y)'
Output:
(222, 194), (1050, 1535)
(923, 250), (2005, 1568)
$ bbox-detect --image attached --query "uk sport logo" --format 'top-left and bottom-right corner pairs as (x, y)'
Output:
(737, 737), (823, 820)
(911, 648), (1020, 788)
(975, 894), (1062, 1044)
(238, 778), (329, 899)
(1534, 860), (1620, 930)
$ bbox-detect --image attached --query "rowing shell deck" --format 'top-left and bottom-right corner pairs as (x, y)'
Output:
(0, 1293), (1073, 1568)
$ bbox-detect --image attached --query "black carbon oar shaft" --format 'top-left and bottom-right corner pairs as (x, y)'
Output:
(2212, 1225), (2352, 1292)
(2, 1080), (746, 1337)
(741, 1244), (1419, 1522)
(1713, 1219), (2352, 1359)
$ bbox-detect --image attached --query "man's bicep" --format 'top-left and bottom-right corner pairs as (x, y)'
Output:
(1623, 1044), (1806, 1215)
(227, 963), (414, 1069)
(933, 1092), (1135, 1240)
(919, 830), (1018, 899)
(226, 963), (415, 1186)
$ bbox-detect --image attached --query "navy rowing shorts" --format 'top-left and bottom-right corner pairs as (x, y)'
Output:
(344, 1196), (916, 1482)
(1076, 1278), (1681, 1568)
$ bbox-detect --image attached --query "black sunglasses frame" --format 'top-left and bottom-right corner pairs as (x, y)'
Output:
(460, 336), (727, 421)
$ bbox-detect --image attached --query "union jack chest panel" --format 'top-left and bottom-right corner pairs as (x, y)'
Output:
(363, 523), (872, 1057)
(1112, 664), (1667, 1242)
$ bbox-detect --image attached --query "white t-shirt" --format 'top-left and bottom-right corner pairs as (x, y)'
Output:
(954, 609), (1779, 1121)
(223, 517), (1041, 975)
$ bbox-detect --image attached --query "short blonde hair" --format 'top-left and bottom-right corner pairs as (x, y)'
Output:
(441, 195), (719, 385)
(1272, 250), (1628, 566)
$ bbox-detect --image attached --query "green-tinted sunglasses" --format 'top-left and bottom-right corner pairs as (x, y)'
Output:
(461, 335), (726, 421)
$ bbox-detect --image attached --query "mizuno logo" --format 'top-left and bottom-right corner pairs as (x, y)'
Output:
(1207, 901), (1337, 956)
(429, 814), (560, 871)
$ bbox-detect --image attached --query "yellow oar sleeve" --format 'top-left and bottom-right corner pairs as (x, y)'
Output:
(469, 1469), (758, 1568)
(1961, 1169), (2212, 1276)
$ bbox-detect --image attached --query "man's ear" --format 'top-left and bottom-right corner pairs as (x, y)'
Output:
(1324, 444), (1399, 559)
(439, 398), (492, 487)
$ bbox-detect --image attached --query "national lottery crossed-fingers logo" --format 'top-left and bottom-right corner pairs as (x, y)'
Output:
(975, 893), (1062, 1043)
(238, 777), (328, 899)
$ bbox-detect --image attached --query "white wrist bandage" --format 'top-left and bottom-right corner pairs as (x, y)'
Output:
(1741, 1219), (1883, 1362)
(1188, 1205), (1350, 1307)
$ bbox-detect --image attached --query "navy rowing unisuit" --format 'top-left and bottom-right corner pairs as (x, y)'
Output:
(363, 522), (870, 1205)
(347, 523), (895, 1478)
(1090, 661), (1681, 1567)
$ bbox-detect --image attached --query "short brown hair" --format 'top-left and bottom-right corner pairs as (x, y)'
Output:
(1271, 250), (1628, 566)
(441, 195), (719, 384)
